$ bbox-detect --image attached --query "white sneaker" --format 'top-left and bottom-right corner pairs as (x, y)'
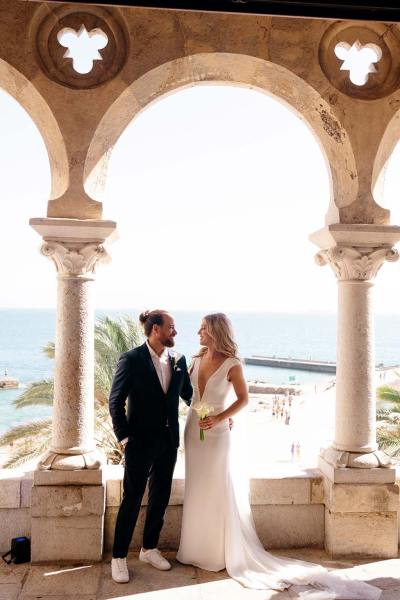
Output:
(139, 548), (171, 571)
(111, 557), (130, 583)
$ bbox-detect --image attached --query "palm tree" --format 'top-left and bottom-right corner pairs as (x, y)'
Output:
(376, 378), (400, 459)
(0, 315), (143, 468)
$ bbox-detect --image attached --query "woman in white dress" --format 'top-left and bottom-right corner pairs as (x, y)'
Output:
(176, 313), (381, 600)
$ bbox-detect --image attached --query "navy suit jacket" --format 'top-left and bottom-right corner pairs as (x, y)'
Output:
(109, 342), (193, 448)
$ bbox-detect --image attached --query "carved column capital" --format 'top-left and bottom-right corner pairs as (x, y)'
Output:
(315, 245), (398, 281)
(41, 241), (110, 279)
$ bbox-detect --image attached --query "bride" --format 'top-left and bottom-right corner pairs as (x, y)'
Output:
(176, 313), (381, 600)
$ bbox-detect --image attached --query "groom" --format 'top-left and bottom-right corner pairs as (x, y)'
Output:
(109, 309), (192, 583)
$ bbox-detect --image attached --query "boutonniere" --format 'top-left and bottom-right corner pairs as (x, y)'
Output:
(170, 352), (181, 371)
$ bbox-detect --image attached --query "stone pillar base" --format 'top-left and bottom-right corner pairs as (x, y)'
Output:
(320, 457), (399, 558)
(31, 470), (105, 563)
(321, 446), (393, 469)
(38, 448), (104, 471)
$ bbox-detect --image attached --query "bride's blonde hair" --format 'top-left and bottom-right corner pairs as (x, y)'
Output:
(195, 313), (239, 358)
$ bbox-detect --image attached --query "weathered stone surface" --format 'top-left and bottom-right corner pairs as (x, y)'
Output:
(310, 478), (324, 504)
(34, 468), (104, 486)
(105, 475), (122, 508)
(0, 583), (20, 600)
(324, 479), (399, 512)
(20, 563), (102, 598)
(105, 505), (183, 551)
(325, 509), (398, 557)
(20, 474), (34, 509)
(0, 508), (30, 553)
(105, 501), (325, 551)
(250, 477), (312, 505)
(31, 484), (105, 517)
(31, 516), (104, 562)
(20, 596), (96, 600)
(253, 505), (324, 549)
(0, 476), (20, 509)
(98, 553), (199, 599)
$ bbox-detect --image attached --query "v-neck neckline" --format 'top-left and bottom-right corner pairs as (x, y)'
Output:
(197, 355), (230, 402)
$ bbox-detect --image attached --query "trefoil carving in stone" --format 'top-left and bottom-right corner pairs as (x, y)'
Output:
(57, 25), (108, 74)
(334, 40), (382, 86)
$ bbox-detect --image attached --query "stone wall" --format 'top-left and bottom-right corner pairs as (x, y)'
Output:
(1, 465), (399, 556)
(0, 465), (324, 554)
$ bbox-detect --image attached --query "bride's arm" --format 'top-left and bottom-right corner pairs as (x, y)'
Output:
(200, 364), (248, 430)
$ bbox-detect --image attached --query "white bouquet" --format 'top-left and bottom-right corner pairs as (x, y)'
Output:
(193, 403), (214, 441)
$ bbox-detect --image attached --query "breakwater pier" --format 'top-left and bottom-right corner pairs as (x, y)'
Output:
(244, 356), (398, 374)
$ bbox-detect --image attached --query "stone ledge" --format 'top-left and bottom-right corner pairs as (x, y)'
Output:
(101, 467), (325, 507)
(319, 456), (396, 484)
(33, 468), (104, 486)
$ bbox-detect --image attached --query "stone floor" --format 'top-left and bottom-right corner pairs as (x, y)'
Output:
(1, 548), (400, 600)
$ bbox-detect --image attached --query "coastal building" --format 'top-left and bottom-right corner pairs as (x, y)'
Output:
(1, 0), (400, 571)
(0, 369), (18, 389)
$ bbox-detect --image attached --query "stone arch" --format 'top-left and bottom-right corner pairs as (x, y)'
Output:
(86, 53), (357, 224)
(372, 110), (400, 223)
(0, 59), (68, 202)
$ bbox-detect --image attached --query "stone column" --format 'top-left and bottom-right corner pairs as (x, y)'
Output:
(310, 224), (400, 558)
(30, 219), (116, 470)
(315, 245), (398, 469)
(40, 242), (107, 470)
(29, 218), (116, 562)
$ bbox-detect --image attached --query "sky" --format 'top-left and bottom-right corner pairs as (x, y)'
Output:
(1, 84), (400, 313)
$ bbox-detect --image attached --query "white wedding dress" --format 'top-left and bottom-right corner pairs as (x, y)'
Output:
(176, 357), (381, 600)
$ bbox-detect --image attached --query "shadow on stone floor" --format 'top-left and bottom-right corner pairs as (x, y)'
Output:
(0, 549), (399, 599)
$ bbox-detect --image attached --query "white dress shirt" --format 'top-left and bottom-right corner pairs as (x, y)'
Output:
(120, 342), (173, 447)
(146, 341), (172, 394)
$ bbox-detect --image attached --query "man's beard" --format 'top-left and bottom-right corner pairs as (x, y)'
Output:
(162, 337), (175, 348)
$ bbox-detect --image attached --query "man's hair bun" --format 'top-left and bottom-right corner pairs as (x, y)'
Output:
(139, 310), (150, 324)
(139, 309), (168, 337)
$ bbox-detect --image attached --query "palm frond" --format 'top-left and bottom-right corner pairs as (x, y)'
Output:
(42, 341), (55, 360)
(13, 380), (54, 408)
(377, 424), (400, 458)
(3, 432), (53, 468)
(0, 418), (52, 446)
(376, 385), (400, 405)
(376, 407), (399, 421)
(94, 315), (142, 405)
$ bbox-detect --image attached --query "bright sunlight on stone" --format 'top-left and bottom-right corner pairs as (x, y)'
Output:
(334, 40), (382, 86)
(57, 25), (108, 74)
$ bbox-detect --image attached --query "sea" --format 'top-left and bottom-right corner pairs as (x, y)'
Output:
(1, 308), (400, 435)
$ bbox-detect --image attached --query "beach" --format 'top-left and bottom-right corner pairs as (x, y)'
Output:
(0, 378), (336, 471)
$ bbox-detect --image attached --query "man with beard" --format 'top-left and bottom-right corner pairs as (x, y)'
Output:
(109, 310), (192, 583)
